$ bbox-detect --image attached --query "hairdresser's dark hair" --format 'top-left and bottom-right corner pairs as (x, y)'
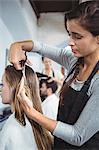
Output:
(60, 1), (99, 104)
(60, 57), (84, 104)
(65, 1), (99, 36)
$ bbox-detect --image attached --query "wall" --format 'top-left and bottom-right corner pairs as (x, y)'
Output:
(37, 13), (69, 73)
(0, 0), (37, 41)
(0, 18), (13, 80)
(0, 0), (37, 81)
(0, 0), (69, 81)
(38, 13), (68, 45)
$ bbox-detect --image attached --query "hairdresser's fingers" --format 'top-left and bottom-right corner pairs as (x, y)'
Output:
(17, 78), (25, 101)
(20, 101), (27, 110)
(18, 86), (33, 108)
(10, 59), (26, 70)
(19, 91), (33, 111)
(23, 98), (33, 108)
(13, 62), (23, 70)
(9, 44), (26, 70)
(21, 101), (34, 120)
(17, 88), (26, 101)
(19, 77), (25, 94)
(20, 90), (33, 108)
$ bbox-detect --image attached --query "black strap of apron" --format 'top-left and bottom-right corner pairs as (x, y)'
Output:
(81, 61), (99, 93)
(63, 64), (76, 86)
(67, 61), (99, 124)
(63, 61), (99, 91)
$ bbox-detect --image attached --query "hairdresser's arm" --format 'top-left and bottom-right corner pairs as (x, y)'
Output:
(27, 107), (57, 132)
(53, 78), (99, 146)
(9, 40), (34, 70)
(9, 40), (77, 70)
(18, 76), (57, 132)
(20, 77), (99, 146)
(32, 41), (77, 69)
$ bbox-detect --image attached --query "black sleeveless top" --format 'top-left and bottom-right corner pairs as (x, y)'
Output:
(53, 61), (99, 150)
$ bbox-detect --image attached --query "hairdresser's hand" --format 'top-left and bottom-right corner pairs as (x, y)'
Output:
(17, 77), (34, 119)
(9, 41), (33, 70)
(9, 43), (26, 70)
(18, 77), (57, 132)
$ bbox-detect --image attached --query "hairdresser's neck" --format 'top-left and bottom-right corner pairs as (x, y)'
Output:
(83, 51), (99, 67)
(77, 52), (99, 81)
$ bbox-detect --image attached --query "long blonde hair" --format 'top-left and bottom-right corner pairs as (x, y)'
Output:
(5, 65), (52, 150)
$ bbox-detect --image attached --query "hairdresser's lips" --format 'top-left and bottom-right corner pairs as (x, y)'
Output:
(71, 48), (78, 54)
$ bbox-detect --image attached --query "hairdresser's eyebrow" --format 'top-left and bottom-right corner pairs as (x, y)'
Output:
(73, 32), (84, 37)
(66, 30), (79, 35)
(68, 31), (84, 37)
(72, 32), (82, 35)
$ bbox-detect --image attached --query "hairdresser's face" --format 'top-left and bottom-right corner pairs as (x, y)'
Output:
(1, 75), (11, 104)
(67, 19), (98, 58)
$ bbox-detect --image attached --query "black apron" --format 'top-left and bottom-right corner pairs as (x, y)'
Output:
(53, 61), (99, 150)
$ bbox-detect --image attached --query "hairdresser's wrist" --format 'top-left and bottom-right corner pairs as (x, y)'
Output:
(31, 41), (43, 53)
(31, 108), (57, 132)
(16, 40), (34, 52)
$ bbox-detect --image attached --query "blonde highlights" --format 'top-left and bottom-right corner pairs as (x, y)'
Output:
(5, 65), (52, 150)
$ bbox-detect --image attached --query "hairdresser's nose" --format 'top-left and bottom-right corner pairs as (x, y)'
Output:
(68, 37), (75, 46)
